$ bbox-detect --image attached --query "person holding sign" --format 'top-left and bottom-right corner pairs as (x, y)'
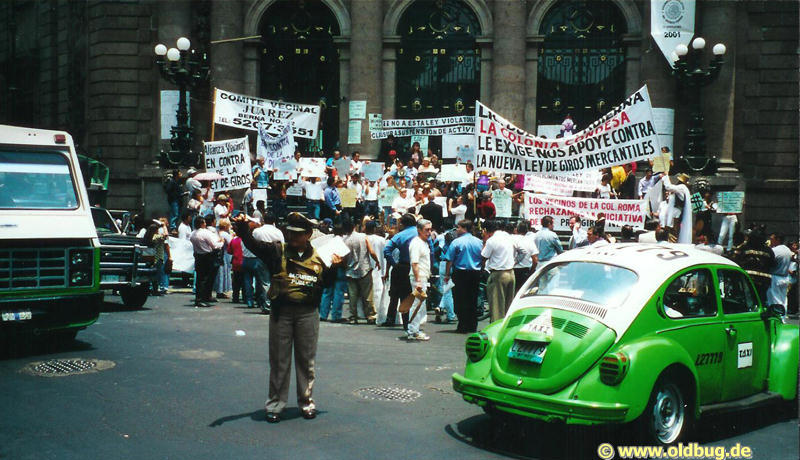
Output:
(663, 173), (693, 244)
(252, 157), (269, 188)
(232, 212), (342, 423)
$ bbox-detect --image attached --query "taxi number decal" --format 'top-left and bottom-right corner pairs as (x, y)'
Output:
(695, 351), (722, 366)
(737, 342), (753, 368)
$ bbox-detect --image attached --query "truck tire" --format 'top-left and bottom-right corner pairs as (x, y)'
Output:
(120, 285), (149, 308)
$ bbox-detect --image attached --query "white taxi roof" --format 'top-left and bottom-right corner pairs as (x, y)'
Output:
(508, 243), (740, 339)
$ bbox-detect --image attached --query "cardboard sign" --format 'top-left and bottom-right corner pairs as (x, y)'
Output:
(475, 86), (661, 175)
(274, 157), (298, 181)
(214, 88), (319, 139)
(522, 193), (647, 231)
(286, 184), (304, 197)
(334, 158), (352, 177)
(348, 120), (362, 144)
(442, 134), (477, 162)
(368, 113), (383, 131)
(349, 100), (366, 119)
(203, 137), (252, 192)
(340, 188), (358, 208)
(439, 164), (470, 183)
(379, 187), (399, 208)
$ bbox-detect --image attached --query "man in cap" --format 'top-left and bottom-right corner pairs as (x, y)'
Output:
(233, 212), (341, 423)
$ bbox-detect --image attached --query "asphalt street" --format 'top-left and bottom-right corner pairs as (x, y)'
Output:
(1, 293), (797, 460)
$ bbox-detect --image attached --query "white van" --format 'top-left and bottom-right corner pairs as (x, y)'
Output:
(0, 125), (102, 341)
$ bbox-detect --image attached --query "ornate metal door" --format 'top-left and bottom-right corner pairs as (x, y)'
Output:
(396, 0), (481, 135)
(259, 0), (339, 152)
(536, 0), (627, 131)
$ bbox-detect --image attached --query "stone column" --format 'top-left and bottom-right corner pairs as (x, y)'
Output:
(382, 42), (399, 120)
(348, 0), (382, 157)
(210, 0), (244, 94)
(478, 39), (492, 107)
(337, 43), (351, 155)
(242, 43), (259, 98)
(491, 0), (525, 126)
(524, 41), (541, 133)
(699, 1), (737, 172)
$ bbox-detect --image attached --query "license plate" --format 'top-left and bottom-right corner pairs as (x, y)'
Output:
(102, 274), (122, 283)
(1, 310), (32, 322)
(508, 340), (547, 364)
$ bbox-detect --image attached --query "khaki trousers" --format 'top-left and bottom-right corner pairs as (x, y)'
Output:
(266, 304), (319, 413)
(347, 272), (376, 320)
(487, 269), (515, 322)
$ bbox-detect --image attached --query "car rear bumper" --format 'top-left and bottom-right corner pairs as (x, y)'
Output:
(0, 292), (103, 333)
(452, 373), (629, 424)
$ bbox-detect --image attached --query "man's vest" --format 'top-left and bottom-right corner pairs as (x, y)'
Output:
(268, 244), (327, 306)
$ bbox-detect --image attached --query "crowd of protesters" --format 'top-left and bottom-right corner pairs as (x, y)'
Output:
(136, 138), (798, 339)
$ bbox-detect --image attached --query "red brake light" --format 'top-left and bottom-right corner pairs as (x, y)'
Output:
(54, 134), (67, 144)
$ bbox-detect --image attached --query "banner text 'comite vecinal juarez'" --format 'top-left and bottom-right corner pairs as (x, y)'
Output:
(213, 88), (320, 139)
(475, 86), (661, 175)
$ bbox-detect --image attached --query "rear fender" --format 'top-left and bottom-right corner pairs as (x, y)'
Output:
(462, 320), (504, 381)
(768, 323), (799, 400)
(574, 336), (698, 422)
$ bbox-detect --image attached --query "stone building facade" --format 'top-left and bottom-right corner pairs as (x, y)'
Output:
(0, 0), (797, 235)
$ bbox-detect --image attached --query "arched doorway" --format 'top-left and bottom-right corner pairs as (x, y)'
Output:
(395, 0), (481, 153)
(536, 0), (627, 131)
(259, 0), (340, 153)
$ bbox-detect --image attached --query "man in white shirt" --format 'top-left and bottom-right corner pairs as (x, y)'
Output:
(408, 219), (433, 341)
(363, 179), (380, 219)
(567, 215), (588, 249)
(189, 216), (223, 307)
(512, 220), (539, 293)
(178, 213), (193, 240)
(392, 187), (417, 215)
(299, 177), (325, 220)
(638, 168), (659, 199)
(481, 220), (516, 322)
(241, 213), (284, 310)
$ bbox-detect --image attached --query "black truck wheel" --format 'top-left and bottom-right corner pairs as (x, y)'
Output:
(120, 285), (149, 308)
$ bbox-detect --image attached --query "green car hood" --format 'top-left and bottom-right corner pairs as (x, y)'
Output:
(491, 307), (617, 394)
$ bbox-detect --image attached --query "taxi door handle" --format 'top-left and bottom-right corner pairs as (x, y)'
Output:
(725, 325), (737, 337)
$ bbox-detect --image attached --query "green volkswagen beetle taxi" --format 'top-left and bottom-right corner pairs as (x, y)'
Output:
(452, 243), (798, 445)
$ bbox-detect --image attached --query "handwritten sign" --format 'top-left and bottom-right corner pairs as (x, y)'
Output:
(274, 157), (298, 181)
(492, 189), (513, 218)
(717, 191), (744, 214)
(203, 137), (252, 192)
(340, 188), (358, 208)
(362, 163), (384, 182)
(298, 157), (326, 178)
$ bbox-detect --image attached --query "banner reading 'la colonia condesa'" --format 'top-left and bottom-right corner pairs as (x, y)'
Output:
(213, 88), (320, 139)
(475, 86), (661, 175)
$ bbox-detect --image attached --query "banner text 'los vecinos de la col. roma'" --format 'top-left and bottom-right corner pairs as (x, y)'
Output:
(475, 86), (661, 175)
(213, 88), (320, 139)
(204, 137), (253, 192)
(522, 193), (647, 232)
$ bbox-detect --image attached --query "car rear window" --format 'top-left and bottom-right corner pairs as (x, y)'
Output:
(522, 261), (638, 308)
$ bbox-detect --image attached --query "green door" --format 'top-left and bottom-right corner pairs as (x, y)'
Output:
(658, 268), (726, 405)
(716, 268), (770, 401)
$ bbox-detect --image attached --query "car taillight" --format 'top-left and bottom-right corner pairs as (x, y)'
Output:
(466, 332), (489, 362)
(599, 351), (629, 385)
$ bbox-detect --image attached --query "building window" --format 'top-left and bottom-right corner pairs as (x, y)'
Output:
(536, 0), (627, 130)
(259, 0), (340, 153)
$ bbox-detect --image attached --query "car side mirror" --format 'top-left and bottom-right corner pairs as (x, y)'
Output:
(763, 303), (786, 319)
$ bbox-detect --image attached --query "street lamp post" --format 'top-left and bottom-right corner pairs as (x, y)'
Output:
(671, 37), (726, 175)
(154, 37), (209, 168)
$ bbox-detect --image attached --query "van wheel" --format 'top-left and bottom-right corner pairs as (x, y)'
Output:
(638, 377), (692, 445)
(120, 285), (149, 308)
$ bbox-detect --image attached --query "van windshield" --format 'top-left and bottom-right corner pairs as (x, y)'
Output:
(0, 150), (79, 209)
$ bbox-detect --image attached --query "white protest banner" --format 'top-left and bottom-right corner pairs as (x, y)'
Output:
(492, 189), (513, 218)
(257, 123), (295, 169)
(379, 187), (398, 208)
(523, 171), (602, 196)
(382, 115), (475, 129)
(213, 88), (320, 139)
(651, 0), (695, 67)
(439, 164), (470, 183)
(475, 86), (660, 175)
(717, 191), (744, 214)
(362, 163), (384, 182)
(522, 193), (646, 231)
(297, 157), (326, 178)
(433, 196), (449, 218)
(274, 157), (298, 181)
(349, 101), (366, 119)
(168, 237), (194, 273)
(371, 124), (475, 139)
(203, 137), (253, 192)
(286, 184), (304, 197)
